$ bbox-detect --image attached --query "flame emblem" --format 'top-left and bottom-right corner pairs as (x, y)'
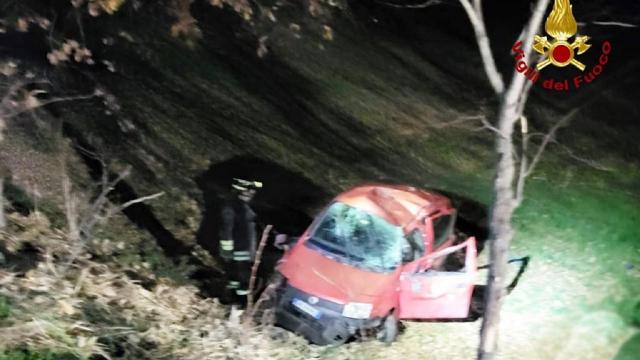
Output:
(533, 0), (591, 71)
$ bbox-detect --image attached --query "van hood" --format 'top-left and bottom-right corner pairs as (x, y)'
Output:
(279, 241), (399, 303)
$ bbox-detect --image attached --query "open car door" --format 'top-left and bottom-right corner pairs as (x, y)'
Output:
(398, 237), (477, 319)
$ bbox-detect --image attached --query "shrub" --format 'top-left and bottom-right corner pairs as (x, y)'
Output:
(0, 348), (77, 360)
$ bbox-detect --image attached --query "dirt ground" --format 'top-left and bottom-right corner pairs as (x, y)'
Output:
(291, 239), (638, 360)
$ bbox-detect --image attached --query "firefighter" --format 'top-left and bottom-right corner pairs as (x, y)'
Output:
(219, 178), (262, 303)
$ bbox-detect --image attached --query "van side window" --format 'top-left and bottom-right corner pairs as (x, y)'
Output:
(432, 215), (454, 248)
(405, 229), (425, 261)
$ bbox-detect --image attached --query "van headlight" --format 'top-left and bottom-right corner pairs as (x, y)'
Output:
(342, 302), (373, 319)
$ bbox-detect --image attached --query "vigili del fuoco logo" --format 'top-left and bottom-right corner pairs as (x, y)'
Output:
(511, 0), (612, 91)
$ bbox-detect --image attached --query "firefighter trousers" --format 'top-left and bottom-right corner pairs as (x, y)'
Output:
(224, 250), (253, 297)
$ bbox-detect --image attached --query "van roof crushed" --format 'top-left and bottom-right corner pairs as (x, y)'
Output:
(335, 184), (453, 228)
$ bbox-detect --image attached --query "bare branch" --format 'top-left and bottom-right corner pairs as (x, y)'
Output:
(523, 119), (611, 175)
(525, 109), (577, 178)
(1, 85), (98, 120)
(107, 191), (165, 217)
(245, 224), (273, 324)
(62, 174), (80, 242)
(434, 114), (507, 138)
(36, 92), (98, 108)
(515, 72), (535, 116)
(78, 165), (132, 234)
(500, 0), (550, 117)
(472, 0), (482, 19)
(74, 7), (87, 46)
(458, 0), (505, 95)
(578, 21), (638, 28)
(99, 156), (109, 195)
(478, 116), (507, 138)
(73, 145), (110, 192)
(549, 139), (612, 172)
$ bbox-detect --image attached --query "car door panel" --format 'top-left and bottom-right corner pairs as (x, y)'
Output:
(398, 237), (477, 319)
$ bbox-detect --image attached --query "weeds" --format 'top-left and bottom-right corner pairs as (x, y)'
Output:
(0, 208), (315, 359)
(0, 295), (10, 320)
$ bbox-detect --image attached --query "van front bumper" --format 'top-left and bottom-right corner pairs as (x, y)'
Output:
(275, 285), (381, 345)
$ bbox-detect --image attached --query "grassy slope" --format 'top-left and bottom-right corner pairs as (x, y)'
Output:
(259, 9), (640, 360)
(17, 2), (637, 358)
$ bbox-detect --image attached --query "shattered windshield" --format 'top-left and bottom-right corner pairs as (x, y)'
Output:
(306, 202), (404, 272)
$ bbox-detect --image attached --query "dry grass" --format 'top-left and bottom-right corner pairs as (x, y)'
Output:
(0, 212), (313, 359)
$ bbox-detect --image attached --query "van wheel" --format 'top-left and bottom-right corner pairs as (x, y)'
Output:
(377, 313), (399, 344)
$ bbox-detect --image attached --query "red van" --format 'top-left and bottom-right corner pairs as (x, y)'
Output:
(269, 184), (478, 344)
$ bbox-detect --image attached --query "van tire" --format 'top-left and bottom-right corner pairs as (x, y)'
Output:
(377, 313), (399, 344)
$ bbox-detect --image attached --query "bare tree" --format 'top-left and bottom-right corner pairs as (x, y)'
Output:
(61, 150), (164, 267)
(456, 0), (551, 358)
(381, 0), (570, 358)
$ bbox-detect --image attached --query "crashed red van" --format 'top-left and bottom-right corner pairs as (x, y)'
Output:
(271, 184), (478, 344)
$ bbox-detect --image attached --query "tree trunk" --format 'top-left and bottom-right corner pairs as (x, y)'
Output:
(456, 1), (551, 358)
(478, 92), (521, 359)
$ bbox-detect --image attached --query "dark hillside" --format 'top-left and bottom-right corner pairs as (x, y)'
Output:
(0, 0), (639, 358)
